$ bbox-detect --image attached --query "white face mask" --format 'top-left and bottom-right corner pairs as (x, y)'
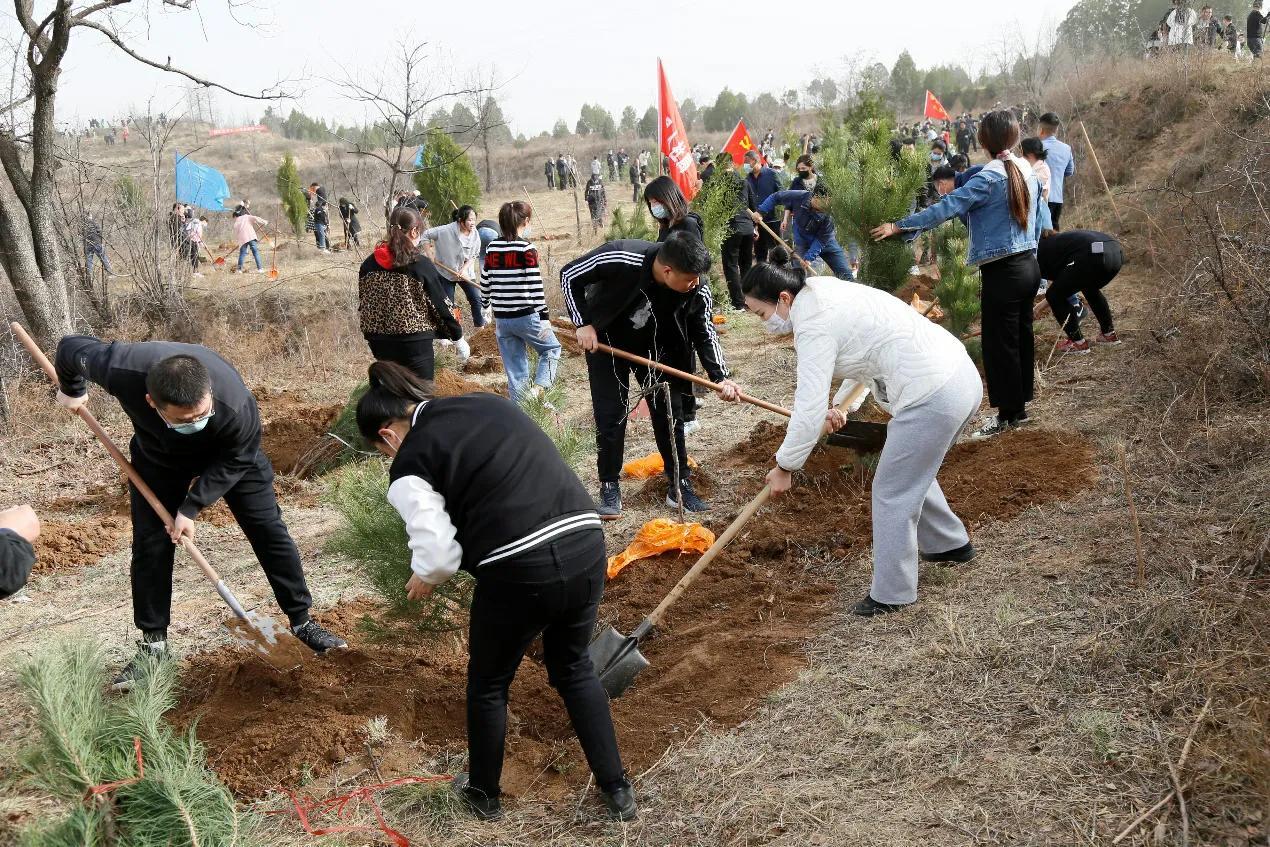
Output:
(521, 225), (533, 238)
(763, 302), (793, 334)
(381, 430), (403, 458)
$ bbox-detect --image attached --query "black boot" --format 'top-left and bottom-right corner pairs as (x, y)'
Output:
(451, 773), (504, 821)
(601, 782), (638, 821)
(851, 593), (911, 617)
(921, 542), (977, 565)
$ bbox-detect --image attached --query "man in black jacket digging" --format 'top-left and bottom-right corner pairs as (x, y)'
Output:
(54, 336), (346, 688)
(561, 232), (740, 518)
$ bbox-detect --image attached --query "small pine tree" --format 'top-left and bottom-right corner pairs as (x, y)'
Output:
(275, 152), (307, 238)
(605, 204), (658, 241)
(115, 174), (143, 213)
(412, 129), (480, 218)
(691, 169), (744, 308)
(932, 219), (983, 363)
(820, 120), (928, 292)
(325, 460), (474, 636)
(18, 640), (257, 847)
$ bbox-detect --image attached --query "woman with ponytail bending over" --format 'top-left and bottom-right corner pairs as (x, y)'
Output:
(355, 362), (635, 823)
(873, 110), (1050, 439)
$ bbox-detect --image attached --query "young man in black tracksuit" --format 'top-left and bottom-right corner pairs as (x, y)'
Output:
(355, 362), (635, 822)
(54, 336), (346, 688)
(1036, 230), (1124, 353)
(561, 232), (740, 517)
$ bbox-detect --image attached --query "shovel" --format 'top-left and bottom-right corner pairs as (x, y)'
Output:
(10, 323), (308, 671)
(590, 485), (772, 699)
(556, 328), (887, 452)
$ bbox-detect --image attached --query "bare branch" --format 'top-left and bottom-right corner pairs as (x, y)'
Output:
(71, 18), (291, 100)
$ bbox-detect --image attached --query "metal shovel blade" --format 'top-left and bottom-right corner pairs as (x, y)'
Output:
(222, 611), (310, 671)
(825, 420), (888, 453)
(589, 623), (650, 700)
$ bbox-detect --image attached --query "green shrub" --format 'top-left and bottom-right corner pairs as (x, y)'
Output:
(275, 152), (308, 238)
(605, 204), (658, 241)
(324, 460), (473, 635)
(18, 640), (257, 847)
(413, 129), (480, 218)
(819, 120), (928, 292)
(691, 169), (745, 308)
(932, 219), (981, 337)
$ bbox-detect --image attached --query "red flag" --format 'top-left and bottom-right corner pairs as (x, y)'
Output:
(657, 59), (700, 201)
(923, 90), (950, 122)
(722, 119), (763, 166)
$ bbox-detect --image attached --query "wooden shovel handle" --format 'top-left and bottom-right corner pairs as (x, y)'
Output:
(9, 322), (236, 604)
(647, 485), (772, 628)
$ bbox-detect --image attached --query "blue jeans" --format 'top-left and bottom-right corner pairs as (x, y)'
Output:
(495, 314), (561, 402)
(442, 278), (488, 328)
(314, 222), (328, 249)
(800, 236), (854, 280)
(85, 244), (113, 276)
(237, 240), (261, 271)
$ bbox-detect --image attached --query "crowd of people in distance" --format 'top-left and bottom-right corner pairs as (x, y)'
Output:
(1147, 0), (1266, 58)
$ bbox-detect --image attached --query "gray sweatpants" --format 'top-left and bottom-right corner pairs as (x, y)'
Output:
(869, 359), (983, 605)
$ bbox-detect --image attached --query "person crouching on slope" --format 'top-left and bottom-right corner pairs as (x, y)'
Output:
(562, 232), (741, 518)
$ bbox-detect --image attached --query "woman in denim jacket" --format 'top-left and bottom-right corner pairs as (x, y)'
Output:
(873, 110), (1050, 439)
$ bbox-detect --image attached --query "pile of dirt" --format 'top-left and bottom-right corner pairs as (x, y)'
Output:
(549, 318), (583, 356)
(31, 515), (130, 573)
(462, 356), (502, 375)
(719, 420), (1098, 560)
(257, 394), (344, 477)
(433, 369), (495, 397)
(465, 325), (502, 358)
(895, 274), (938, 303)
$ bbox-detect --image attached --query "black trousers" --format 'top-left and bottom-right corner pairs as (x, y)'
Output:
(754, 218), (781, 263)
(979, 251), (1041, 421)
(366, 333), (436, 381)
(1046, 244), (1120, 340)
(546, 174), (555, 189)
(1048, 201), (1064, 230)
(631, 182), (641, 202)
(466, 528), (626, 798)
(128, 444), (312, 637)
(721, 232), (754, 308)
(558, 172), (567, 190)
(586, 344), (689, 485)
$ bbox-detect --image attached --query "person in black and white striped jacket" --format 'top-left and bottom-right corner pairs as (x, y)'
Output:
(480, 202), (562, 402)
(561, 232), (740, 518)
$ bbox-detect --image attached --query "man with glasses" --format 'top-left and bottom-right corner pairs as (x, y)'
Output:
(54, 335), (346, 689)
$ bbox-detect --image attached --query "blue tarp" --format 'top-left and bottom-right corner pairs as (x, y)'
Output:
(174, 152), (232, 211)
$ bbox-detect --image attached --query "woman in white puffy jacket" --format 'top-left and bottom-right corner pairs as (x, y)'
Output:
(738, 248), (984, 616)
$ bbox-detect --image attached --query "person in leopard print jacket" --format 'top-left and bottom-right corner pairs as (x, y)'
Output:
(358, 206), (464, 382)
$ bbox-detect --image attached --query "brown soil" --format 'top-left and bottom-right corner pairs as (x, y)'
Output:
(895, 273), (938, 303)
(462, 355), (502, 375)
(256, 391), (344, 477)
(173, 420), (1097, 802)
(549, 318), (583, 356)
(433, 369), (495, 397)
(31, 515), (130, 573)
(465, 325), (502, 358)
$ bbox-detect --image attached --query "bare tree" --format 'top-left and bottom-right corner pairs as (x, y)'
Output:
(327, 39), (490, 224)
(464, 65), (510, 193)
(0, 0), (286, 348)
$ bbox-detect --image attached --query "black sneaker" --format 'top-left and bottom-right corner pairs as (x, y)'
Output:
(851, 594), (911, 617)
(665, 479), (710, 513)
(111, 640), (170, 691)
(292, 619), (348, 654)
(451, 773), (504, 821)
(597, 481), (622, 521)
(970, 415), (1027, 440)
(602, 782), (639, 821)
(921, 542), (977, 565)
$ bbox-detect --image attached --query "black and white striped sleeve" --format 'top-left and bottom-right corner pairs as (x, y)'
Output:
(689, 283), (730, 381)
(559, 245), (646, 327)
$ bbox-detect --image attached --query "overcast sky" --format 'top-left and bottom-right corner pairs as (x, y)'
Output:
(19, 0), (1079, 136)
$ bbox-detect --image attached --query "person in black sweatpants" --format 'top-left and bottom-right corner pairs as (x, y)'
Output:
(978, 251), (1041, 425)
(1038, 229), (1123, 351)
(53, 335), (346, 689)
(356, 363), (635, 823)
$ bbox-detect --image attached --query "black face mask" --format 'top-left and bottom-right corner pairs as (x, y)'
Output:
(798, 171), (812, 179)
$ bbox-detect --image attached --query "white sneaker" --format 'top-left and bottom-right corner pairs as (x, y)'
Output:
(529, 385), (545, 400)
(192, 272), (204, 277)
(908, 265), (920, 276)
(257, 268), (266, 274)
(682, 420), (701, 436)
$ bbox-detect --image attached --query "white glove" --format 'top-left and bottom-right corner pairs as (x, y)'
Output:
(55, 390), (87, 412)
(455, 338), (471, 362)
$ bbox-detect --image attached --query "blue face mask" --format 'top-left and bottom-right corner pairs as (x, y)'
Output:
(649, 202), (668, 220)
(742, 163), (754, 175)
(159, 406), (214, 435)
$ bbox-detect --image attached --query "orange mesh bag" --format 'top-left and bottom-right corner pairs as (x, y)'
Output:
(607, 518), (716, 579)
(621, 452), (699, 479)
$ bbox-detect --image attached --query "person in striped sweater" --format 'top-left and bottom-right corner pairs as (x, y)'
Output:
(480, 202), (563, 402)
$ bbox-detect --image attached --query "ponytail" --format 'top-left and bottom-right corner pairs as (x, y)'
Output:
(977, 109), (1029, 229)
(741, 244), (807, 304)
(355, 361), (434, 444)
(386, 207), (422, 267)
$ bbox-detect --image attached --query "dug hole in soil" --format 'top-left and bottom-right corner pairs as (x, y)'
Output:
(172, 421), (1097, 802)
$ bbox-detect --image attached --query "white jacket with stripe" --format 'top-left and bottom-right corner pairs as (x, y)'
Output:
(775, 277), (974, 472)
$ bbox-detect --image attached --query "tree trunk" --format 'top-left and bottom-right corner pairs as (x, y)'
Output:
(26, 66), (73, 330)
(0, 172), (70, 348)
(482, 133), (492, 192)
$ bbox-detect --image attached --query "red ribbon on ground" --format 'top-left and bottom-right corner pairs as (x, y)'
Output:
(270, 775), (453, 847)
(85, 737), (145, 799)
